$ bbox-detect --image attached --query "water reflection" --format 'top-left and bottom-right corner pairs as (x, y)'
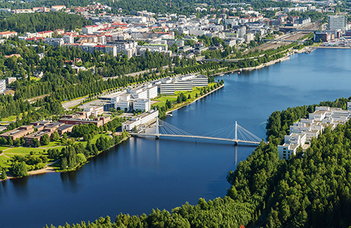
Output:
(60, 171), (79, 192)
(11, 176), (29, 198)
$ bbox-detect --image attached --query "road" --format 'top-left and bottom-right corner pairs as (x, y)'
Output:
(62, 97), (88, 110)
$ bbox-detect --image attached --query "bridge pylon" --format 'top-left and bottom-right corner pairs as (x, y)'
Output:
(235, 121), (237, 141)
(155, 117), (160, 139)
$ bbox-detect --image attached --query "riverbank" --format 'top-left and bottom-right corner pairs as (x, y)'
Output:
(166, 84), (224, 115)
(317, 46), (351, 49)
(0, 136), (130, 181)
(208, 55), (291, 77)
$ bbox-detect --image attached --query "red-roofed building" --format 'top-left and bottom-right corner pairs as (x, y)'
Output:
(0, 31), (18, 39)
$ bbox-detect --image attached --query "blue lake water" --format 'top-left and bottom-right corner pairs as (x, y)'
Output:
(1, 49), (351, 228)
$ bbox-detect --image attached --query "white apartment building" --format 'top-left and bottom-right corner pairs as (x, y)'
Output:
(0, 31), (18, 39)
(63, 35), (74, 44)
(109, 40), (138, 58)
(82, 25), (102, 34)
(278, 106), (351, 160)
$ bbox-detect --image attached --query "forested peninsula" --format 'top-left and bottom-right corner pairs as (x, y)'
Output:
(45, 97), (351, 228)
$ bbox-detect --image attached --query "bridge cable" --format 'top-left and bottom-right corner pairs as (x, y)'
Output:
(203, 125), (233, 137)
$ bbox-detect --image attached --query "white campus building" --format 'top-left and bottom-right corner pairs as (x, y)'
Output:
(102, 83), (157, 112)
(160, 74), (208, 95)
(122, 110), (159, 131)
(133, 99), (151, 112)
(278, 105), (351, 160)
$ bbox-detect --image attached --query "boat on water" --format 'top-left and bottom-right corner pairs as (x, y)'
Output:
(219, 73), (224, 76)
(167, 113), (173, 117)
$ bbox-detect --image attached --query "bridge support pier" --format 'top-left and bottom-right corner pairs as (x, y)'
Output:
(234, 141), (238, 146)
(155, 134), (160, 139)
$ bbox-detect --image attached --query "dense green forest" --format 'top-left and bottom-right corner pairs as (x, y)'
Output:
(0, 12), (92, 33)
(44, 99), (351, 228)
(0, 0), (292, 14)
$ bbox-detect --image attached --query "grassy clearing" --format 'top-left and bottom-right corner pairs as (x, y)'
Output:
(1, 113), (22, 122)
(30, 77), (40, 81)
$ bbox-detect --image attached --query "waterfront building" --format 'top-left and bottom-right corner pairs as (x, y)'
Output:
(328, 15), (346, 32)
(160, 74), (208, 95)
(122, 110), (159, 131)
(278, 106), (351, 160)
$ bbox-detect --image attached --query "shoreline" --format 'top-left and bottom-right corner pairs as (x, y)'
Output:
(208, 55), (291, 77)
(316, 46), (351, 49)
(0, 136), (130, 182)
(166, 84), (224, 115)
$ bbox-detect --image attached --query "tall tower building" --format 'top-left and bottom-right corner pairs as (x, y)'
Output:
(328, 15), (346, 31)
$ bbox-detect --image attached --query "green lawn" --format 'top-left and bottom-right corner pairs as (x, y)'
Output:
(152, 83), (218, 109)
(1, 112), (25, 122)
(30, 77), (40, 81)
(0, 156), (11, 168)
(1, 115), (18, 122)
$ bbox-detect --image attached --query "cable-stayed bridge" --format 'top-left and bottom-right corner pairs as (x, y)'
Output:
(130, 118), (262, 146)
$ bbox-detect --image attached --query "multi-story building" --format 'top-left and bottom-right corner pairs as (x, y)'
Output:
(59, 118), (104, 127)
(328, 15), (347, 31)
(0, 125), (34, 141)
(6, 77), (16, 85)
(0, 79), (6, 94)
(82, 25), (101, 34)
(147, 85), (158, 99)
(44, 38), (64, 47)
(314, 31), (331, 42)
(160, 74), (208, 95)
(0, 31), (18, 39)
(133, 99), (151, 112)
(106, 40), (137, 58)
(122, 110), (159, 131)
(24, 131), (52, 146)
(63, 35), (74, 44)
(95, 45), (117, 56)
(278, 106), (351, 160)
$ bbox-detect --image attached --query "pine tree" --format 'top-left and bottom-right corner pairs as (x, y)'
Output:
(0, 168), (7, 180)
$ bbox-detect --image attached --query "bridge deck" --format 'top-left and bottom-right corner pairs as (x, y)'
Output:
(130, 133), (261, 145)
